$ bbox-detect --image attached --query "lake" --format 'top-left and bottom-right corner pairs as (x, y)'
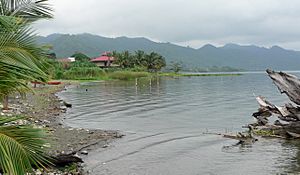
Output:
(58, 72), (300, 175)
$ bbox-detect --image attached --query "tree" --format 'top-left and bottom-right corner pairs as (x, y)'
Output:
(115, 51), (133, 68)
(134, 50), (145, 67)
(169, 61), (182, 73)
(142, 52), (166, 72)
(0, 15), (49, 109)
(71, 52), (90, 62)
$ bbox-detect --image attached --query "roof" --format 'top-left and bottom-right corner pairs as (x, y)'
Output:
(91, 52), (115, 62)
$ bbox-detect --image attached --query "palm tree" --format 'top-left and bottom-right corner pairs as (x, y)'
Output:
(134, 50), (145, 67)
(115, 51), (133, 68)
(0, 0), (52, 108)
(0, 0), (53, 174)
(142, 52), (166, 72)
(0, 15), (49, 109)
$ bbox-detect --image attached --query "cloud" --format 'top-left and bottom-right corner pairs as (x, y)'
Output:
(34, 0), (300, 50)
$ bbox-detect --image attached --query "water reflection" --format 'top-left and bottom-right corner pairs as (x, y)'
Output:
(278, 140), (300, 173)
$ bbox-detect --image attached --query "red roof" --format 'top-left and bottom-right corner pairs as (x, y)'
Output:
(91, 52), (115, 62)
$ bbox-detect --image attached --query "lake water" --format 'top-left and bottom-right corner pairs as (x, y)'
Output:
(59, 72), (300, 175)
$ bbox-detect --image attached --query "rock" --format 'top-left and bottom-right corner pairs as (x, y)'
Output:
(35, 169), (42, 175)
(115, 133), (125, 138)
(60, 106), (67, 110)
(102, 144), (109, 148)
(43, 120), (50, 124)
(81, 150), (88, 155)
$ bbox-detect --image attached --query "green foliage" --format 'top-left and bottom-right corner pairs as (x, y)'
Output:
(70, 60), (97, 68)
(0, 0), (53, 22)
(108, 71), (149, 80)
(0, 116), (50, 175)
(63, 67), (106, 80)
(169, 61), (182, 73)
(71, 52), (90, 62)
(113, 50), (166, 72)
(190, 66), (243, 72)
(0, 1), (53, 174)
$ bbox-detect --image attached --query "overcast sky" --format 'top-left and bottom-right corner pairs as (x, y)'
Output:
(34, 0), (300, 50)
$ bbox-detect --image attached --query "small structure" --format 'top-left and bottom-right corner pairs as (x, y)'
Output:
(57, 57), (75, 69)
(57, 57), (75, 63)
(90, 52), (118, 68)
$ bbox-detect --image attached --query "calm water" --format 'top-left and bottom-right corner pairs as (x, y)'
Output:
(59, 72), (300, 175)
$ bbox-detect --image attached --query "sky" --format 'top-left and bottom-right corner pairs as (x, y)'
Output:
(35, 0), (300, 50)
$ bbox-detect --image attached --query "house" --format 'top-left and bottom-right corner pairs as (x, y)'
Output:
(90, 52), (118, 68)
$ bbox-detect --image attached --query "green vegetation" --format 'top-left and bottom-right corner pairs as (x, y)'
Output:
(63, 67), (106, 80)
(112, 50), (166, 72)
(0, 0), (53, 174)
(188, 66), (244, 72)
(159, 72), (242, 77)
(47, 50), (165, 80)
(71, 52), (90, 62)
(0, 116), (50, 174)
(108, 71), (150, 80)
(169, 61), (183, 73)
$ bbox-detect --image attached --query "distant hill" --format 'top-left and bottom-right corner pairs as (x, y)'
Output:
(38, 33), (300, 71)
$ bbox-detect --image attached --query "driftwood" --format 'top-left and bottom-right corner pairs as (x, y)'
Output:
(267, 69), (300, 105)
(252, 70), (300, 138)
(51, 152), (83, 167)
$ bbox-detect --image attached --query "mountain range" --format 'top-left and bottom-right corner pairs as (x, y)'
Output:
(38, 33), (300, 71)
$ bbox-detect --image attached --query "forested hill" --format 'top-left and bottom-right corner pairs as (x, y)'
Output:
(38, 33), (300, 71)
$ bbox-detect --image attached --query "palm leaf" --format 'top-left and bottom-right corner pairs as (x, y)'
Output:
(0, 0), (53, 22)
(0, 125), (51, 174)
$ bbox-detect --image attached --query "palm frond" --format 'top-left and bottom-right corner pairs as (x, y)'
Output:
(0, 0), (53, 21)
(0, 125), (51, 174)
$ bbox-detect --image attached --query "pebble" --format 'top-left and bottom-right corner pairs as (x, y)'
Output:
(43, 120), (50, 124)
(102, 144), (109, 148)
(81, 150), (88, 155)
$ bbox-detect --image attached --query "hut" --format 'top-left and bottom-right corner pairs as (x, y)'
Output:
(90, 52), (118, 68)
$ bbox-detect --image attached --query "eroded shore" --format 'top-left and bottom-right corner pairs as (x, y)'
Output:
(1, 82), (123, 174)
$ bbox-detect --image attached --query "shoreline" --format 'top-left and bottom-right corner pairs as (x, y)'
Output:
(3, 82), (124, 174)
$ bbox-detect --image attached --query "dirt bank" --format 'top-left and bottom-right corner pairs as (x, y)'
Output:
(2, 82), (123, 174)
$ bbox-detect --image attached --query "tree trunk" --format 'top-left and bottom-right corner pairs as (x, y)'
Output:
(251, 70), (300, 138)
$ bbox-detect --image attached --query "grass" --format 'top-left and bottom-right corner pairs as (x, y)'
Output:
(62, 67), (106, 80)
(107, 71), (150, 80)
(159, 72), (243, 77)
